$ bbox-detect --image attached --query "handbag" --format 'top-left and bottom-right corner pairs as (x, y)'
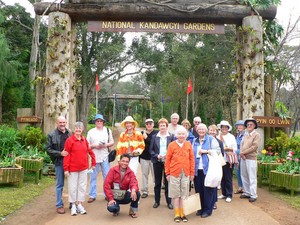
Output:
(182, 194), (201, 215)
(205, 154), (223, 188)
(106, 127), (116, 163)
(108, 149), (116, 162)
(226, 151), (238, 168)
(112, 189), (126, 201)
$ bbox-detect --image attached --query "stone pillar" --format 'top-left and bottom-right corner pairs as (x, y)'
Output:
(241, 15), (264, 148)
(44, 12), (73, 134)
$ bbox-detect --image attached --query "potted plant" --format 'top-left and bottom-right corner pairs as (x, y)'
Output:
(16, 146), (44, 184)
(257, 147), (282, 186)
(269, 151), (300, 196)
(0, 154), (24, 188)
(41, 152), (55, 176)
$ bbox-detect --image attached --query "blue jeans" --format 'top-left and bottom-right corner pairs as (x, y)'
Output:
(89, 159), (110, 198)
(55, 164), (64, 208)
(107, 191), (140, 213)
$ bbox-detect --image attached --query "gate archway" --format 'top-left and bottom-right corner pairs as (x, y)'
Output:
(34, 0), (277, 146)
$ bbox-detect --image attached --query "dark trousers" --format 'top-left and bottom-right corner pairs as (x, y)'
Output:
(221, 162), (233, 198)
(107, 191), (140, 213)
(153, 162), (171, 204)
(194, 169), (215, 215)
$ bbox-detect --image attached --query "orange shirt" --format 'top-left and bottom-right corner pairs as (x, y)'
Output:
(165, 141), (195, 177)
(116, 129), (145, 156)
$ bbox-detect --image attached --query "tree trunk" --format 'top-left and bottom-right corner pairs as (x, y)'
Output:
(44, 12), (72, 135)
(29, 13), (40, 89)
(241, 15), (264, 147)
(77, 84), (92, 130)
(68, 22), (77, 132)
(0, 93), (2, 124)
(264, 74), (273, 140)
(236, 25), (243, 121)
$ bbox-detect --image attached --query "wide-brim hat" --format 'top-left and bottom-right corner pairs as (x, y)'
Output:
(145, 118), (154, 123)
(217, 120), (232, 131)
(121, 116), (138, 128)
(93, 114), (106, 123)
(235, 120), (245, 127)
(244, 118), (258, 129)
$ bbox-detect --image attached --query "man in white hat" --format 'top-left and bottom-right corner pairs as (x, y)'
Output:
(240, 118), (261, 203)
(139, 118), (158, 198)
(87, 114), (114, 203)
(117, 116), (145, 175)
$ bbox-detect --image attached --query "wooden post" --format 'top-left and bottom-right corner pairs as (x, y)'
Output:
(17, 108), (34, 130)
(44, 12), (73, 135)
(241, 15), (264, 148)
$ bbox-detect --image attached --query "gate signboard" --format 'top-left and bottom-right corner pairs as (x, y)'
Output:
(253, 116), (292, 128)
(88, 21), (224, 34)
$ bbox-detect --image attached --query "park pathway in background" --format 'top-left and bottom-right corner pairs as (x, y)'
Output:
(1, 124), (297, 225)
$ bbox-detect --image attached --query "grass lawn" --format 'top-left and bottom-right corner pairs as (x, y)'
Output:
(0, 172), (55, 221)
(272, 189), (300, 210)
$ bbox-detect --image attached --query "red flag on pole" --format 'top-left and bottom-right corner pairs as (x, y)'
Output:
(186, 79), (193, 94)
(95, 75), (100, 92)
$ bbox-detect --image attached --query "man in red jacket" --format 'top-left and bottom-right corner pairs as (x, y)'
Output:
(104, 153), (140, 218)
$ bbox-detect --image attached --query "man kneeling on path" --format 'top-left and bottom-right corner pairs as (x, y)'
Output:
(104, 153), (141, 218)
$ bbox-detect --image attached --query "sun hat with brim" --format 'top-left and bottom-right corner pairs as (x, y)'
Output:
(93, 114), (106, 123)
(235, 120), (245, 127)
(244, 118), (258, 129)
(217, 120), (232, 131)
(121, 116), (138, 128)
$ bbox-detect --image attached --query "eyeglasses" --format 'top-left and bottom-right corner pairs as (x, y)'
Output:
(194, 121), (201, 124)
(247, 123), (254, 127)
(146, 123), (153, 125)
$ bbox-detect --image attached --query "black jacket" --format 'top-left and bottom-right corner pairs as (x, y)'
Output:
(150, 133), (175, 164)
(46, 128), (71, 165)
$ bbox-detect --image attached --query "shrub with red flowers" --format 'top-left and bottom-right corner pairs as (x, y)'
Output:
(276, 151), (300, 174)
(259, 146), (282, 163)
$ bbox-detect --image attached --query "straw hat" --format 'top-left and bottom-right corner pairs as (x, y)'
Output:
(217, 120), (232, 131)
(121, 116), (138, 128)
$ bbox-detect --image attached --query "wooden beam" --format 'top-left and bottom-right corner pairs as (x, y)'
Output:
(34, 2), (277, 24)
(100, 94), (151, 100)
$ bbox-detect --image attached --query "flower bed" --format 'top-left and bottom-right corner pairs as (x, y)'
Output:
(0, 164), (24, 187)
(269, 170), (300, 196)
(257, 162), (282, 187)
(16, 157), (43, 184)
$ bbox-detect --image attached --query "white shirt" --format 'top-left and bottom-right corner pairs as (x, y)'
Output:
(87, 127), (113, 163)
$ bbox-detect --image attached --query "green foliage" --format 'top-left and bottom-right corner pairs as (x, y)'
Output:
(265, 130), (290, 155)
(17, 127), (46, 151)
(239, 0), (281, 9)
(275, 101), (289, 119)
(276, 151), (300, 174)
(0, 125), (22, 159)
(22, 76), (33, 108)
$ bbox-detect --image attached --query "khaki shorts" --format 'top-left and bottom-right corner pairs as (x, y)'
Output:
(168, 170), (189, 198)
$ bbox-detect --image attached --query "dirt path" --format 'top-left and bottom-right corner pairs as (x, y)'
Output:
(1, 125), (299, 225)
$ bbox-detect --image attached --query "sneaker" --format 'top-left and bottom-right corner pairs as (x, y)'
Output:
(225, 197), (232, 203)
(218, 195), (226, 199)
(71, 205), (77, 216)
(77, 204), (87, 215)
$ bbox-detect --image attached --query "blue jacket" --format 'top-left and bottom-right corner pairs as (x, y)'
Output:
(192, 134), (214, 176)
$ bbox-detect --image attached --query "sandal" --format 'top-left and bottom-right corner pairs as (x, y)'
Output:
(129, 212), (138, 218)
(234, 189), (243, 194)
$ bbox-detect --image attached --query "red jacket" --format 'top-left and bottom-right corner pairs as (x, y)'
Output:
(103, 165), (139, 201)
(63, 134), (96, 172)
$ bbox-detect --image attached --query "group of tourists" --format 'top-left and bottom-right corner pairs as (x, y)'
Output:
(46, 113), (261, 223)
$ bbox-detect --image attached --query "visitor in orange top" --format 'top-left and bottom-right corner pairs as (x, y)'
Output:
(165, 126), (195, 223)
(116, 116), (145, 175)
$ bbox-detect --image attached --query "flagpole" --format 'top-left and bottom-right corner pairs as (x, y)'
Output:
(96, 90), (98, 114)
(186, 93), (188, 119)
